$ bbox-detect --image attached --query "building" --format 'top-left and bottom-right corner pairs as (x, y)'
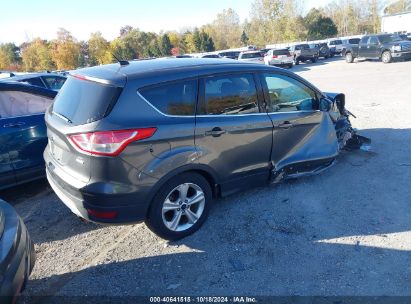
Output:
(381, 11), (411, 33)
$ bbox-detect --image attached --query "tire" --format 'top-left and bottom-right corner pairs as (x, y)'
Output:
(345, 52), (354, 63)
(146, 172), (212, 240)
(288, 63), (293, 69)
(381, 51), (392, 63)
(294, 56), (300, 65)
(311, 57), (317, 63)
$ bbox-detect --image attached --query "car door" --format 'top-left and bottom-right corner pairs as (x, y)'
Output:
(358, 36), (370, 57)
(0, 117), (17, 189)
(259, 72), (338, 174)
(367, 36), (380, 58)
(0, 90), (53, 185)
(195, 73), (273, 195)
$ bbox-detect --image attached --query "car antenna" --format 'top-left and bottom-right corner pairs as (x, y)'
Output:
(112, 53), (129, 66)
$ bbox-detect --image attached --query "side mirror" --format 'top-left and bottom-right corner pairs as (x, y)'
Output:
(319, 97), (332, 111)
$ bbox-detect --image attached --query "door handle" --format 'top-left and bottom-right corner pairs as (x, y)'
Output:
(277, 121), (293, 129)
(205, 127), (226, 137)
(3, 122), (25, 128)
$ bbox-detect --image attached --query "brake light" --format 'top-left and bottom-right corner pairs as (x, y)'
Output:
(272, 55), (278, 59)
(69, 128), (157, 156)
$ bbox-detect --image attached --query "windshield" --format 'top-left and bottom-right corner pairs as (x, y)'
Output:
(378, 34), (402, 43)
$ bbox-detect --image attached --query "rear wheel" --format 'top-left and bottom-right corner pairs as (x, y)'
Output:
(288, 63), (293, 69)
(345, 52), (354, 63)
(146, 173), (212, 240)
(311, 57), (317, 63)
(294, 57), (300, 65)
(381, 51), (392, 63)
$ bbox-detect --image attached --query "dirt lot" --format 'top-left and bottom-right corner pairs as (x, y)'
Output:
(3, 57), (411, 297)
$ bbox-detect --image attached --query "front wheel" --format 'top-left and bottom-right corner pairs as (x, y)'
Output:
(311, 57), (317, 63)
(381, 51), (392, 63)
(146, 172), (212, 240)
(345, 52), (354, 63)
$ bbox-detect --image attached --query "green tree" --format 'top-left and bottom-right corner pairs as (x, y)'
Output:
(50, 28), (81, 70)
(21, 39), (55, 71)
(159, 33), (172, 56)
(88, 32), (109, 66)
(240, 30), (249, 46)
(304, 8), (338, 40)
(0, 43), (20, 70)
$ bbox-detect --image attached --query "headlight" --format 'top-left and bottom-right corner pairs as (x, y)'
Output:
(392, 45), (402, 52)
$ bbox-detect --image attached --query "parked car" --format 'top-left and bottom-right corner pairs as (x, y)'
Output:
(345, 34), (411, 63)
(0, 82), (57, 190)
(218, 51), (241, 60)
(199, 54), (222, 59)
(264, 48), (293, 68)
(44, 58), (369, 240)
(341, 38), (361, 56)
(238, 51), (265, 63)
(327, 39), (343, 56)
(1, 72), (67, 91)
(315, 43), (331, 59)
(174, 55), (193, 58)
(0, 198), (36, 303)
(289, 44), (319, 64)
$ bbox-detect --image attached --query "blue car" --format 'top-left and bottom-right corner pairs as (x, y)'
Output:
(0, 82), (57, 190)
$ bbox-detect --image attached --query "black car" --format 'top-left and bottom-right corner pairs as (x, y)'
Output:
(341, 38), (361, 56)
(45, 58), (368, 240)
(2, 72), (67, 91)
(217, 51), (241, 60)
(0, 199), (36, 303)
(345, 34), (411, 63)
(0, 82), (57, 190)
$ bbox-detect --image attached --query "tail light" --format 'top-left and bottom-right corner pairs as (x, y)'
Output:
(69, 128), (157, 156)
(272, 55), (278, 59)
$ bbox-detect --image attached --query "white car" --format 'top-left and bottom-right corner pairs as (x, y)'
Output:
(328, 39), (344, 55)
(264, 49), (293, 68)
(238, 51), (264, 64)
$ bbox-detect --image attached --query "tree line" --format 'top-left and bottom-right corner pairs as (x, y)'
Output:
(0, 0), (409, 72)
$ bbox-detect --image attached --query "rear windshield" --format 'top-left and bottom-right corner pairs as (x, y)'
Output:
(348, 38), (360, 44)
(273, 49), (290, 55)
(52, 76), (121, 125)
(241, 52), (262, 59)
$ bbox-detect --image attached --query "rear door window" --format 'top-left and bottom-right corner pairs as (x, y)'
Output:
(52, 76), (122, 125)
(139, 79), (197, 116)
(202, 74), (259, 115)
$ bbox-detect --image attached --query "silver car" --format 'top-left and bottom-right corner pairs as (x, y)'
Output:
(238, 51), (265, 64)
(264, 49), (293, 68)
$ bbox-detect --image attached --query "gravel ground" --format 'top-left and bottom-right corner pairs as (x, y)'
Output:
(2, 57), (411, 297)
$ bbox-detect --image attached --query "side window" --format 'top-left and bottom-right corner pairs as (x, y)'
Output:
(369, 36), (379, 45)
(139, 79), (197, 116)
(20, 77), (45, 88)
(262, 74), (318, 112)
(203, 74), (259, 115)
(0, 91), (53, 118)
(360, 36), (369, 45)
(43, 76), (66, 90)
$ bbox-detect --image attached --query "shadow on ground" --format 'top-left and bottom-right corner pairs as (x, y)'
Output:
(18, 127), (411, 298)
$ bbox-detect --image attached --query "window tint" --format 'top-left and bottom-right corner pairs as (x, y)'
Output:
(53, 76), (121, 125)
(0, 91), (53, 118)
(263, 74), (318, 112)
(139, 80), (197, 116)
(348, 38), (360, 44)
(273, 49), (290, 56)
(369, 36), (379, 45)
(21, 77), (45, 88)
(43, 76), (66, 90)
(204, 74), (259, 115)
(360, 36), (369, 44)
(240, 52), (262, 59)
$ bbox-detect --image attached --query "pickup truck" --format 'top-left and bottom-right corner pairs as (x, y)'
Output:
(288, 44), (319, 65)
(345, 34), (411, 63)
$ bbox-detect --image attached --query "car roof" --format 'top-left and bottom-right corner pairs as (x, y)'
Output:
(73, 58), (276, 86)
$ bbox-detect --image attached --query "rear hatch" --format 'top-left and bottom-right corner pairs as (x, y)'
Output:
(45, 69), (125, 184)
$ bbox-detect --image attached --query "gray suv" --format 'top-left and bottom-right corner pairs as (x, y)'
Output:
(45, 58), (368, 240)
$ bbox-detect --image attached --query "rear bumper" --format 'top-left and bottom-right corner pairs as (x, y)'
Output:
(0, 201), (35, 302)
(45, 160), (156, 224)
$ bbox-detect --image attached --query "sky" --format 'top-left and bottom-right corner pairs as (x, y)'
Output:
(0, 0), (334, 44)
